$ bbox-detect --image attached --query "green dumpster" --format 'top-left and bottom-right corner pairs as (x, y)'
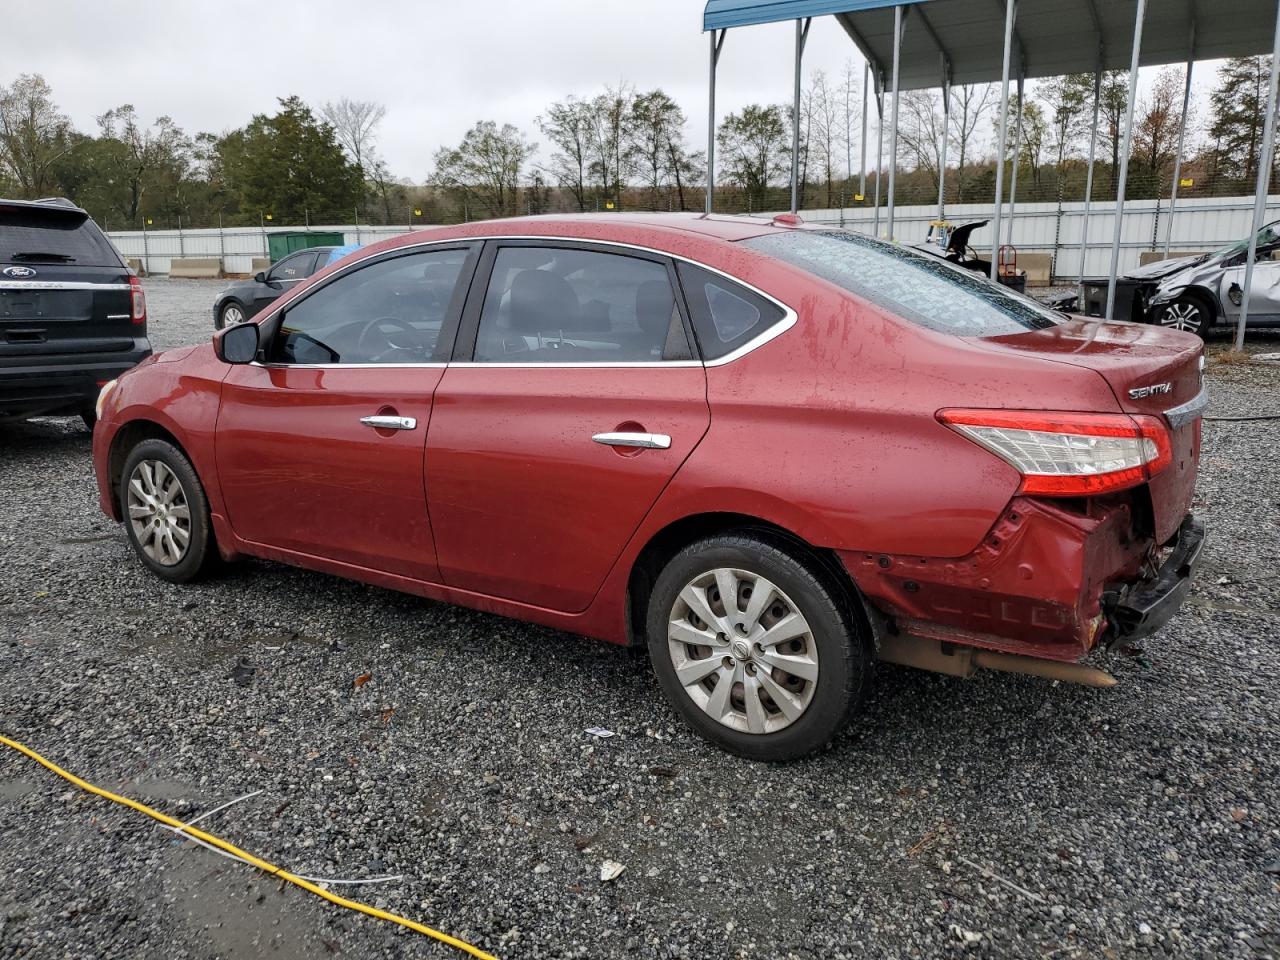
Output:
(266, 231), (345, 263)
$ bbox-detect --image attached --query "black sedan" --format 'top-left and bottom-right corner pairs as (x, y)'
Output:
(212, 246), (335, 328)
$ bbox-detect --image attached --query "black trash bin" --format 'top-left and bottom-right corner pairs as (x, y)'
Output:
(997, 273), (1027, 295)
(1082, 278), (1142, 321)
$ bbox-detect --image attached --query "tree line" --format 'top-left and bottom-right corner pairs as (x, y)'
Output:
(0, 57), (1275, 230)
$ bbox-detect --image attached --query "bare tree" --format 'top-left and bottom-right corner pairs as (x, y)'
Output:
(538, 96), (594, 211)
(628, 89), (696, 210)
(897, 89), (946, 184)
(0, 74), (71, 197)
(948, 84), (994, 202)
(320, 98), (386, 176)
(588, 84), (633, 205)
(97, 105), (190, 221)
(806, 71), (841, 207)
(430, 121), (536, 218)
(1133, 67), (1190, 185)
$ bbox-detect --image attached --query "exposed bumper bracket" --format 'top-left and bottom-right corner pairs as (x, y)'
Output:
(1103, 514), (1205, 645)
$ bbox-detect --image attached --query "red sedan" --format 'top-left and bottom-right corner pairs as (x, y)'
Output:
(91, 214), (1206, 760)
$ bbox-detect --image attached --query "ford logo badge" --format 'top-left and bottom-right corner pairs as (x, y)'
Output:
(2, 265), (37, 278)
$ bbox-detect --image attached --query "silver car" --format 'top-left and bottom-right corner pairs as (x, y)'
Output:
(1135, 220), (1280, 337)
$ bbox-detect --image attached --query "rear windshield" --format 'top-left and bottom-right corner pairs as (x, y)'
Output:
(743, 229), (1058, 336)
(0, 208), (121, 266)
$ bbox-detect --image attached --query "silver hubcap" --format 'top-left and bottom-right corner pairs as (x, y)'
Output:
(127, 459), (191, 566)
(1160, 302), (1202, 332)
(667, 568), (819, 735)
(223, 305), (244, 326)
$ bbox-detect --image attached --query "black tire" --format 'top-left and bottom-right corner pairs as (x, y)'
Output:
(1155, 292), (1212, 339)
(216, 300), (247, 331)
(645, 532), (872, 761)
(80, 409), (96, 432)
(119, 438), (217, 583)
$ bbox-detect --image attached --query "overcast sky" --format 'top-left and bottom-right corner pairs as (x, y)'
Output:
(13, 0), (1217, 181)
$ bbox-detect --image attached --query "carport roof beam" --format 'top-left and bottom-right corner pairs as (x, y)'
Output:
(703, 0), (1279, 88)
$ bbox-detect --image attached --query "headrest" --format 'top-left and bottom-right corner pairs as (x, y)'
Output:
(509, 269), (579, 333)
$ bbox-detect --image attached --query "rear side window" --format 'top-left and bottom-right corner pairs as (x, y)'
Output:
(743, 230), (1057, 336)
(472, 245), (692, 363)
(272, 248), (469, 364)
(676, 262), (786, 360)
(0, 208), (121, 267)
(268, 251), (317, 281)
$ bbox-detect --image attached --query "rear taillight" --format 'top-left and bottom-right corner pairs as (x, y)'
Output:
(129, 275), (146, 325)
(938, 409), (1173, 497)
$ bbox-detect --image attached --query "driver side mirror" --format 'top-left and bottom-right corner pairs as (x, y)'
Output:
(214, 322), (260, 364)
(254, 271), (268, 283)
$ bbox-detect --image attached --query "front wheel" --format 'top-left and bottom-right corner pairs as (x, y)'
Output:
(119, 438), (217, 583)
(646, 533), (872, 761)
(1156, 294), (1211, 338)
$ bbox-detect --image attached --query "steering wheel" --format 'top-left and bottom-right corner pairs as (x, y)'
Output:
(355, 315), (425, 362)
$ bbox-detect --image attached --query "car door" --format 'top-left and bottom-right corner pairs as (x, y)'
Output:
(1220, 243), (1280, 324)
(215, 243), (479, 581)
(252, 251), (317, 315)
(424, 240), (711, 613)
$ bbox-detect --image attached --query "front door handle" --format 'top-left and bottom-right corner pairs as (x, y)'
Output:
(592, 431), (671, 449)
(361, 415), (417, 431)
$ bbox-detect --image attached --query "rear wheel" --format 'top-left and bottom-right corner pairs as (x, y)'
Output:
(646, 533), (872, 761)
(119, 438), (217, 583)
(1156, 293), (1211, 338)
(217, 301), (246, 330)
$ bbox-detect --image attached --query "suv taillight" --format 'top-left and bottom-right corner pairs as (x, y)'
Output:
(938, 409), (1173, 497)
(129, 275), (146, 325)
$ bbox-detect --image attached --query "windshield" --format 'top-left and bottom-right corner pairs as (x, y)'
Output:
(1210, 220), (1280, 261)
(743, 229), (1058, 336)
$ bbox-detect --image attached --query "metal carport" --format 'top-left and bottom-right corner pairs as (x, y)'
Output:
(702, 0), (1280, 345)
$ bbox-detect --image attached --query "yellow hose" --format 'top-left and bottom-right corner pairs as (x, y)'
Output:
(0, 733), (497, 960)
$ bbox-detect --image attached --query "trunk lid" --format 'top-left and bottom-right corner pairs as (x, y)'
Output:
(980, 317), (1204, 544)
(1, 200), (136, 359)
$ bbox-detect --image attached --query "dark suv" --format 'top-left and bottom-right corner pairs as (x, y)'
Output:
(1, 197), (150, 429)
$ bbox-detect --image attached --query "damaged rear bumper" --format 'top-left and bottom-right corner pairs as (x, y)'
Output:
(839, 499), (1202, 664)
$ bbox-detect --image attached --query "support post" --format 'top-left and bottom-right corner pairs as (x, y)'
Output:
(1078, 63), (1103, 292)
(938, 70), (951, 223)
(1104, 0), (1148, 321)
(886, 4), (905, 240)
(990, 0), (1016, 281)
(790, 18), (812, 215)
(706, 29), (726, 215)
(141, 218), (150, 276)
(1235, 7), (1280, 349)
(860, 60), (869, 203)
(1006, 72), (1024, 247)
(1163, 26), (1196, 259)
(873, 77), (884, 236)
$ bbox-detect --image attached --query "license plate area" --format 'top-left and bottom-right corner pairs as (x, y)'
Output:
(0, 289), (93, 321)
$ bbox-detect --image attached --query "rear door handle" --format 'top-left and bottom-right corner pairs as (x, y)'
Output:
(361, 415), (417, 431)
(591, 431), (670, 449)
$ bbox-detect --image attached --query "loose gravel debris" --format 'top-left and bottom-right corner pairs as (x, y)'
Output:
(0, 279), (1277, 959)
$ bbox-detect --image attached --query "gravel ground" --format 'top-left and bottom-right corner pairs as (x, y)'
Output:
(0, 278), (1277, 960)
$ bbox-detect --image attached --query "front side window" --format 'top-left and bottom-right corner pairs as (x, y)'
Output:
(271, 248), (468, 364)
(743, 230), (1059, 336)
(472, 245), (691, 363)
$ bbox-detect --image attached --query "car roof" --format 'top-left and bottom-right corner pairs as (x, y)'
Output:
(423, 212), (806, 243)
(0, 196), (89, 218)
